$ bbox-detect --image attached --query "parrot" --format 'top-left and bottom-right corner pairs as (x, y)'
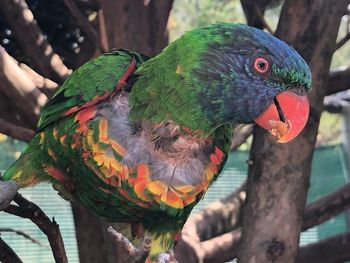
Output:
(0, 23), (311, 262)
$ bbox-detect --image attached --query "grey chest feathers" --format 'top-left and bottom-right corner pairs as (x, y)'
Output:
(95, 92), (216, 188)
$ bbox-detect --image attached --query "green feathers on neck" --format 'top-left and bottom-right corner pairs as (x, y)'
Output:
(129, 24), (233, 136)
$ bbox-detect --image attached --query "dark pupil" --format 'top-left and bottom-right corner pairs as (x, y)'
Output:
(258, 61), (266, 69)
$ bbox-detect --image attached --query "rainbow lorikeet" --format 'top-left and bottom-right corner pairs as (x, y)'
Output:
(0, 23), (311, 261)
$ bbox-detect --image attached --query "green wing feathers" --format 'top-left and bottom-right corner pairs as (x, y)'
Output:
(37, 50), (148, 131)
(3, 50), (148, 187)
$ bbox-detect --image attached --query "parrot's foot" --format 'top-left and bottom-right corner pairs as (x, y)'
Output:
(0, 180), (20, 210)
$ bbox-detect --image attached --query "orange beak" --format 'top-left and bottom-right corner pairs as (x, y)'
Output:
(254, 91), (309, 143)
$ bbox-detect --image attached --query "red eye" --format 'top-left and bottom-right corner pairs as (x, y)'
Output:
(253, 57), (269, 74)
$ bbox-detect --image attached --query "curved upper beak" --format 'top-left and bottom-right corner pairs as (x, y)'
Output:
(254, 91), (309, 143)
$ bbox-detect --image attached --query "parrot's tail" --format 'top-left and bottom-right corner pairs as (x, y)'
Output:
(2, 153), (40, 187)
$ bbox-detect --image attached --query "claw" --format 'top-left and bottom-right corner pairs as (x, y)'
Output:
(0, 180), (20, 210)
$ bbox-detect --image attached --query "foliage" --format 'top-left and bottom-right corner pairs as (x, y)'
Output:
(169, 0), (245, 40)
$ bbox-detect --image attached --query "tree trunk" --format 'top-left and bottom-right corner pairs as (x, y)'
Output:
(99, 0), (173, 56)
(72, 1), (173, 262)
(238, 1), (349, 263)
(72, 204), (133, 263)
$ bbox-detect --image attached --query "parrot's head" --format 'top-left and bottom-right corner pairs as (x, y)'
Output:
(131, 23), (311, 143)
(191, 23), (312, 143)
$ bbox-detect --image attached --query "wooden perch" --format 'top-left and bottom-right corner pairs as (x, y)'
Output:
(4, 194), (68, 263)
(0, 0), (71, 84)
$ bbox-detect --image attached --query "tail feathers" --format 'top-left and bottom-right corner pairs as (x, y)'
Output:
(2, 153), (40, 187)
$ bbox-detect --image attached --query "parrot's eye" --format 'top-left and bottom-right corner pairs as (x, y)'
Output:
(253, 57), (269, 74)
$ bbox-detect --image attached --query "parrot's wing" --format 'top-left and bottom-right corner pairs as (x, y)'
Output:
(37, 50), (148, 131)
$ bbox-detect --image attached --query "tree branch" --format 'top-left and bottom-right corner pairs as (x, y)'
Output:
(0, 0), (71, 84)
(326, 66), (350, 95)
(0, 119), (35, 142)
(19, 63), (58, 98)
(0, 235), (23, 263)
(0, 47), (47, 128)
(323, 90), (350, 113)
(182, 183), (246, 242)
(174, 185), (245, 262)
(231, 125), (253, 151)
(0, 228), (47, 248)
(107, 226), (150, 263)
(336, 32), (350, 50)
(63, 0), (101, 52)
(240, 0), (273, 32)
(175, 174), (350, 262)
(302, 181), (350, 231)
(4, 194), (68, 263)
(296, 231), (350, 263)
(201, 229), (241, 263)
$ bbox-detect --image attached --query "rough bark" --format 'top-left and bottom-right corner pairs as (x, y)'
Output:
(238, 1), (348, 263)
(98, 0), (173, 56)
(0, 0), (71, 84)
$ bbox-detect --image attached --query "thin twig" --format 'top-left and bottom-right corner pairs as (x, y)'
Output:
(336, 32), (350, 50)
(4, 194), (68, 263)
(0, 228), (47, 248)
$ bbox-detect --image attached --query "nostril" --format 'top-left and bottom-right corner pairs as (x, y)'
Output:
(290, 85), (307, 96)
